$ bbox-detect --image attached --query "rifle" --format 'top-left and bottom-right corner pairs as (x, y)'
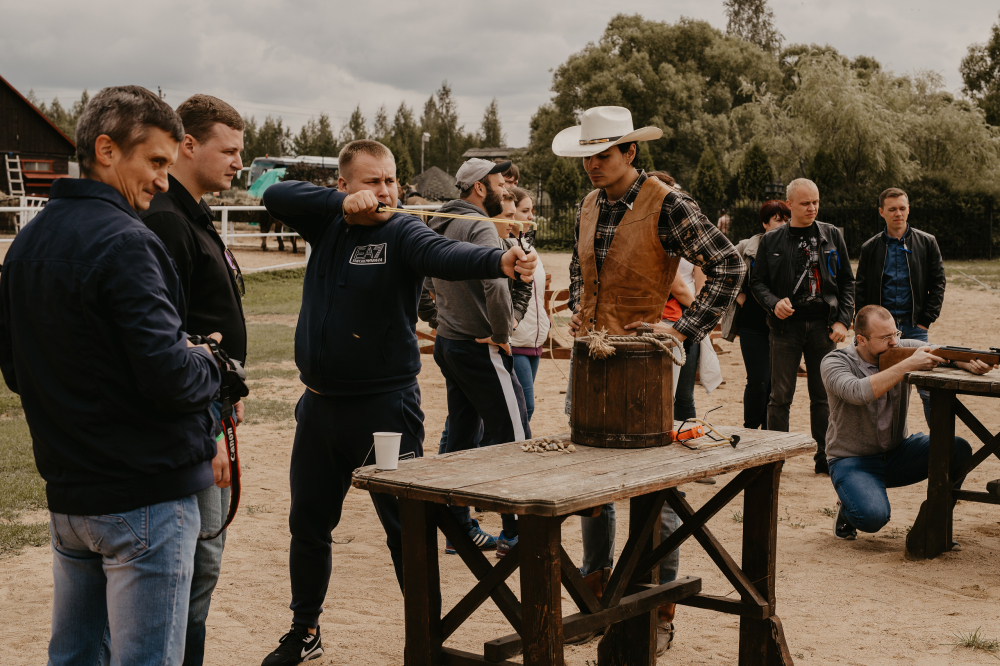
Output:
(877, 345), (1000, 372)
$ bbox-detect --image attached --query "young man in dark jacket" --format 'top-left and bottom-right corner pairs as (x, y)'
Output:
(751, 178), (855, 474)
(855, 187), (945, 425)
(140, 94), (248, 666)
(0, 86), (222, 666)
(258, 140), (536, 666)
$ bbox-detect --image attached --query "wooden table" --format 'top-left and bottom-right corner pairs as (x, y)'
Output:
(353, 426), (815, 666)
(903, 368), (1000, 559)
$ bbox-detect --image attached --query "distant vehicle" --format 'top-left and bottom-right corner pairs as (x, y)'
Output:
(245, 155), (339, 188)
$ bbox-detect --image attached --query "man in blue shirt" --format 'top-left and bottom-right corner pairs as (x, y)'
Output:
(258, 140), (536, 666)
(855, 188), (946, 424)
(0, 86), (223, 666)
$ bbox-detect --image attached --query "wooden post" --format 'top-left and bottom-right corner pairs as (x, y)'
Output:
(399, 499), (442, 666)
(519, 515), (564, 666)
(925, 388), (956, 558)
(738, 461), (793, 665)
(598, 493), (659, 666)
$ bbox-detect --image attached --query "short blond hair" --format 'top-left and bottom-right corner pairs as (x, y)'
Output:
(786, 178), (818, 201)
(338, 140), (394, 180)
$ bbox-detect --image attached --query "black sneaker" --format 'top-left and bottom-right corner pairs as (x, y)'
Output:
(262, 624), (323, 665)
(815, 458), (830, 475)
(834, 502), (856, 540)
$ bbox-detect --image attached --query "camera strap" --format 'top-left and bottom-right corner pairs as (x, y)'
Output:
(188, 335), (249, 541)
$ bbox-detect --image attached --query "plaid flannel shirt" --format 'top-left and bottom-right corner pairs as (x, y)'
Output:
(568, 171), (745, 343)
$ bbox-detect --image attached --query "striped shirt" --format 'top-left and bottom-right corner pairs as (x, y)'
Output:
(568, 171), (745, 342)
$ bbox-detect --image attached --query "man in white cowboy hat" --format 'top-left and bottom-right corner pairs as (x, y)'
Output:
(555, 106), (745, 654)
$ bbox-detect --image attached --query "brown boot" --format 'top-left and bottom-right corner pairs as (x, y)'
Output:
(565, 567), (611, 645)
(656, 603), (676, 655)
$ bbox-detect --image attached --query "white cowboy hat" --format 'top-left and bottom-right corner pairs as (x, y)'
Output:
(551, 106), (663, 158)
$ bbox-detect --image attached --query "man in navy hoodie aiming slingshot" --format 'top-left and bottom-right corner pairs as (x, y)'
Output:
(259, 140), (537, 666)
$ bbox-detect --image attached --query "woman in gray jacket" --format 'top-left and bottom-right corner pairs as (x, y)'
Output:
(720, 201), (789, 429)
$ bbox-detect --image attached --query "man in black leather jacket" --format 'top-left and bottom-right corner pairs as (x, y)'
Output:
(751, 178), (855, 474)
(855, 187), (945, 425)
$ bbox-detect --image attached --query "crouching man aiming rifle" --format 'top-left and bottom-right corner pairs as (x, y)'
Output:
(259, 140), (536, 666)
(820, 305), (992, 542)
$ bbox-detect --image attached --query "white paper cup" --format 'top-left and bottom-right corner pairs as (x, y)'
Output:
(373, 432), (403, 470)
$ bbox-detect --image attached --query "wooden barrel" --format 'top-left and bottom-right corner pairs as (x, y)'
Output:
(571, 336), (675, 448)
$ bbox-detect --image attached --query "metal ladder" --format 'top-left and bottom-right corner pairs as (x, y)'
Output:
(5, 154), (25, 197)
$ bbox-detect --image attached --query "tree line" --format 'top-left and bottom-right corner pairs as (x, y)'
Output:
(522, 7), (1000, 211)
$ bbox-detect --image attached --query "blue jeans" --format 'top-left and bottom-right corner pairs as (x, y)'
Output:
(829, 433), (972, 533)
(184, 482), (229, 666)
(895, 316), (931, 425)
(48, 496), (200, 666)
(739, 327), (770, 429)
(512, 354), (540, 421)
(581, 502), (680, 584)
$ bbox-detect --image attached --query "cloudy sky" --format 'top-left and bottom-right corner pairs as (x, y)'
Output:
(2, 1), (997, 147)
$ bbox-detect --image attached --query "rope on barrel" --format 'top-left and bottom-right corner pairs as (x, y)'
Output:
(586, 328), (686, 366)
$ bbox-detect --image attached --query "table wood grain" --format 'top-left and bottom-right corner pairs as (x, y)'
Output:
(904, 367), (1000, 395)
(352, 427), (815, 516)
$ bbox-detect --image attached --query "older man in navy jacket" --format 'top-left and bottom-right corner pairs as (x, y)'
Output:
(0, 86), (223, 666)
(258, 139), (536, 666)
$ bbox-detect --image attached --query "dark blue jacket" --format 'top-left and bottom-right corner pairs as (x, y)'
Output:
(262, 181), (507, 396)
(0, 179), (222, 516)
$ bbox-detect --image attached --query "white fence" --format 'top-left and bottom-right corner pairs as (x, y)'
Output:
(0, 200), (444, 273)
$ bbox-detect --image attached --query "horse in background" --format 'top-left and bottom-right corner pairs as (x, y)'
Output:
(256, 209), (298, 253)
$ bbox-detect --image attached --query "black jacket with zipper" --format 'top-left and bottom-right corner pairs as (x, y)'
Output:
(750, 220), (856, 331)
(854, 226), (945, 328)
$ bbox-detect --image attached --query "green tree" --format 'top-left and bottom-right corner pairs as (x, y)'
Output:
(724, 0), (783, 55)
(689, 148), (725, 204)
(810, 149), (843, 193)
(28, 89), (90, 139)
(339, 105), (368, 144)
(419, 82), (471, 173)
(480, 98), (505, 146)
(536, 14), (782, 187)
(637, 142), (656, 172)
(960, 12), (1000, 125)
(242, 115), (292, 166)
(390, 102), (422, 175)
(736, 143), (773, 200)
(546, 158), (582, 208)
(292, 113), (337, 156)
(395, 149), (415, 189)
(372, 105), (391, 143)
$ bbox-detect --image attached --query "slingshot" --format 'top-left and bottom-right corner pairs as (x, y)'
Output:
(375, 203), (537, 252)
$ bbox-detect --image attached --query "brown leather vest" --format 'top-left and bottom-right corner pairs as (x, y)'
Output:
(578, 177), (680, 335)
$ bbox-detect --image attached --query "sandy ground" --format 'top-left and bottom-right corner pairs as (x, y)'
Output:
(2, 250), (1000, 665)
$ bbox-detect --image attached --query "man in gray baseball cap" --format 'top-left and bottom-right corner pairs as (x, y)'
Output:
(453, 158), (511, 217)
(424, 156), (529, 556)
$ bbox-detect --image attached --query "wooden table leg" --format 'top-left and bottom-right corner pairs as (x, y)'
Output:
(520, 514), (564, 666)
(739, 461), (794, 666)
(907, 388), (957, 560)
(598, 493), (659, 666)
(399, 498), (442, 666)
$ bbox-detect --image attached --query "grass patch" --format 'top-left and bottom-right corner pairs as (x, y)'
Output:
(944, 627), (1000, 656)
(732, 511), (743, 523)
(0, 522), (49, 554)
(0, 381), (23, 417)
(0, 415), (48, 555)
(242, 268), (305, 315)
(247, 366), (301, 381)
(818, 507), (837, 518)
(944, 259), (1000, 291)
(242, 397), (295, 425)
(246, 323), (295, 365)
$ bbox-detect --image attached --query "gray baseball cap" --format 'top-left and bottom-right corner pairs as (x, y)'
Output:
(455, 158), (512, 190)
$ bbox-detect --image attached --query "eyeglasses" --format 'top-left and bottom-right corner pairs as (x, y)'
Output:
(223, 247), (245, 297)
(864, 330), (902, 343)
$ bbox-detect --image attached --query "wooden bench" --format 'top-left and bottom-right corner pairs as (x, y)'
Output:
(353, 427), (815, 665)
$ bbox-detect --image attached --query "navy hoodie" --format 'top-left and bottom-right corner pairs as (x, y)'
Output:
(262, 181), (507, 396)
(0, 179), (222, 515)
